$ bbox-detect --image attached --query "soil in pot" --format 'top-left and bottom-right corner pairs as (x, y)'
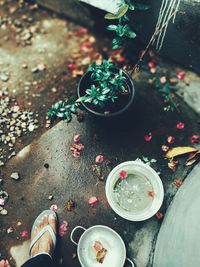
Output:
(113, 172), (154, 213)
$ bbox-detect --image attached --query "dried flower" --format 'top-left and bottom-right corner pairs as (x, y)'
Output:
(174, 179), (183, 187)
(119, 170), (128, 180)
(148, 61), (156, 69)
(148, 191), (155, 198)
(155, 211), (164, 220)
(66, 199), (75, 211)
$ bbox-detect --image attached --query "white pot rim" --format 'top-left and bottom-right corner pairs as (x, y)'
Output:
(105, 161), (164, 221)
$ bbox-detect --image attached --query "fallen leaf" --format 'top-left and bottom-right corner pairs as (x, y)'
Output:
(66, 199), (75, 211)
(174, 179), (183, 187)
(168, 160), (179, 172)
(166, 147), (198, 158)
(176, 122), (185, 129)
(59, 221), (69, 237)
(155, 212), (164, 220)
(95, 155), (104, 164)
(119, 170), (128, 180)
(20, 230), (29, 238)
(88, 196), (99, 207)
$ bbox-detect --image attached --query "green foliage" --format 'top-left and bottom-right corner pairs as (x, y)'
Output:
(48, 60), (127, 121)
(48, 97), (79, 122)
(155, 77), (179, 112)
(105, 0), (150, 50)
(82, 60), (127, 109)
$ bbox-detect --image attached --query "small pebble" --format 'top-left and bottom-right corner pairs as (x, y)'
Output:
(10, 172), (20, 180)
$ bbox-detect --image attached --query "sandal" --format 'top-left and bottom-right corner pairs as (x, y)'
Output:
(29, 210), (57, 258)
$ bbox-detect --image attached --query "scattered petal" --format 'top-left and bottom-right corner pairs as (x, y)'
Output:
(88, 196), (99, 207)
(185, 152), (200, 166)
(176, 122), (185, 129)
(95, 155), (104, 164)
(145, 133), (152, 142)
(176, 71), (186, 80)
(161, 145), (169, 152)
(20, 230), (29, 238)
(73, 134), (81, 143)
(59, 221), (69, 237)
(167, 136), (175, 144)
(76, 27), (88, 36)
(7, 227), (14, 234)
(174, 179), (183, 187)
(166, 146), (198, 158)
(0, 259), (10, 267)
(155, 211), (164, 220)
(50, 204), (58, 212)
(119, 170), (128, 180)
(168, 160), (179, 172)
(160, 76), (167, 84)
(0, 198), (5, 206)
(68, 63), (76, 71)
(147, 60), (156, 69)
(72, 150), (81, 158)
(190, 135), (200, 144)
(148, 191), (155, 198)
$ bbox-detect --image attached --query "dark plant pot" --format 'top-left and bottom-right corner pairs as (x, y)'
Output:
(77, 69), (135, 118)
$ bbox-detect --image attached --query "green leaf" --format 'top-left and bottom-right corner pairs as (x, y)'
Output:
(104, 13), (119, 20)
(116, 4), (129, 18)
(112, 38), (122, 50)
(134, 3), (150, 10)
(107, 25), (118, 31)
(127, 30), (136, 38)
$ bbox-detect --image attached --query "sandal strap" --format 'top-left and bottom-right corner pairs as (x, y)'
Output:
(30, 225), (56, 256)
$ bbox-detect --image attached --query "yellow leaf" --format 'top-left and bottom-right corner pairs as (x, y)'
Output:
(165, 147), (198, 159)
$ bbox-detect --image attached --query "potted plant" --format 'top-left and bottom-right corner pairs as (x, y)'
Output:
(48, 60), (135, 122)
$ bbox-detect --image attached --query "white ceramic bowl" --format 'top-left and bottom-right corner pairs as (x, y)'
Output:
(105, 161), (164, 221)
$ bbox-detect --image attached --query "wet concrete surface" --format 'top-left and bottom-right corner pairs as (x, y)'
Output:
(0, 1), (200, 267)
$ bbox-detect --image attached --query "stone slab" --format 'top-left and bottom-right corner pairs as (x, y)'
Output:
(153, 163), (200, 267)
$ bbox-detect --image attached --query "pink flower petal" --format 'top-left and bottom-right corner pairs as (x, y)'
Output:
(95, 155), (104, 164)
(147, 60), (156, 69)
(167, 136), (175, 144)
(119, 170), (128, 180)
(50, 204), (58, 212)
(20, 230), (29, 238)
(0, 259), (10, 267)
(190, 135), (200, 144)
(76, 27), (88, 36)
(176, 71), (186, 80)
(73, 134), (81, 143)
(0, 198), (5, 206)
(176, 122), (185, 129)
(72, 150), (81, 158)
(145, 133), (152, 142)
(88, 196), (98, 207)
(59, 220), (69, 237)
(68, 63), (76, 71)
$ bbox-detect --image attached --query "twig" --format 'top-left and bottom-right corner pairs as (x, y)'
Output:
(129, 9), (179, 76)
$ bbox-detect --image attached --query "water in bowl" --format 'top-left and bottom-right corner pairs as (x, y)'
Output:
(113, 172), (154, 212)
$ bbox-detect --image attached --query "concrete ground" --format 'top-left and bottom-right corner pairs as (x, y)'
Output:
(0, 1), (200, 267)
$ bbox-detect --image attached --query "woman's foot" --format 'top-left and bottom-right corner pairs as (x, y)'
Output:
(31, 214), (56, 257)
